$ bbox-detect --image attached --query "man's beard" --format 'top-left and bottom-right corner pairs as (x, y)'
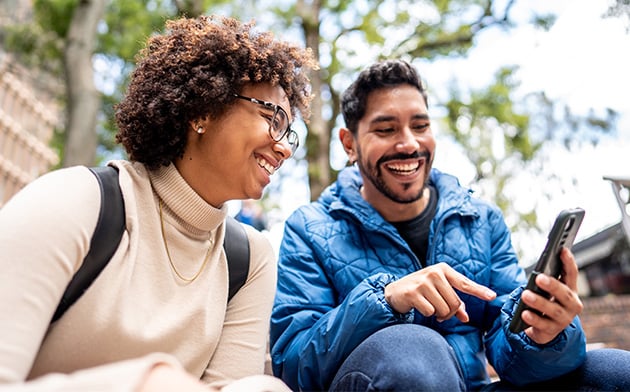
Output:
(356, 148), (431, 204)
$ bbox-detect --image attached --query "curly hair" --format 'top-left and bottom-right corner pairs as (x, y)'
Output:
(341, 59), (428, 135)
(115, 15), (318, 169)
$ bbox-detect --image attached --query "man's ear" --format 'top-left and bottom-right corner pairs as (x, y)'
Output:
(339, 127), (357, 164)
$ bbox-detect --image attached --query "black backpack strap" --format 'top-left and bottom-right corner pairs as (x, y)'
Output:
(224, 216), (250, 302)
(51, 165), (250, 323)
(51, 166), (125, 323)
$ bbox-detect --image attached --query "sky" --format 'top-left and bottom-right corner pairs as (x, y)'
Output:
(254, 0), (630, 263)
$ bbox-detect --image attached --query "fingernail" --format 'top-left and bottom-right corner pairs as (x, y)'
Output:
(460, 311), (469, 323)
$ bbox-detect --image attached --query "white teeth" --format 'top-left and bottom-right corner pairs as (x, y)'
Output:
(256, 157), (276, 175)
(386, 162), (419, 174)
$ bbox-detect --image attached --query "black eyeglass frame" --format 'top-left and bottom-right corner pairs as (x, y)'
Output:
(233, 94), (299, 154)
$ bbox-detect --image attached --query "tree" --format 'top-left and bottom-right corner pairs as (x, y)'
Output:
(2, 0), (618, 255)
(1, 0), (213, 166)
(605, 0), (630, 31)
(265, 0), (617, 259)
(279, 0), (522, 200)
(62, 0), (107, 167)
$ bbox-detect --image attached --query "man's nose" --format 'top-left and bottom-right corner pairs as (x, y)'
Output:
(395, 127), (420, 152)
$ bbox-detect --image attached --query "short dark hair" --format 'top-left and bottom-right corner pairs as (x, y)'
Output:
(115, 15), (318, 170)
(340, 59), (428, 134)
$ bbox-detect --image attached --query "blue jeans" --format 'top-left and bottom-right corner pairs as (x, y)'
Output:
(329, 324), (630, 392)
(482, 348), (630, 391)
(329, 324), (466, 391)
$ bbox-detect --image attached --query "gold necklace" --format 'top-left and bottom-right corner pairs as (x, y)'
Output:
(159, 200), (212, 282)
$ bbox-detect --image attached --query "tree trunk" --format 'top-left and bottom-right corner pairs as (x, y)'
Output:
(62, 0), (106, 167)
(298, 0), (331, 201)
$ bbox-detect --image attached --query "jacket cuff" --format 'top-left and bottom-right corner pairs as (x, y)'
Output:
(367, 273), (414, 323)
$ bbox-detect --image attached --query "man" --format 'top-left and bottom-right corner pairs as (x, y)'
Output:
(270, 59), (630, 391)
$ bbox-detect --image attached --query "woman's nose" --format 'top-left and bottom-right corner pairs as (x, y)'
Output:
(273, 138), (292, 159)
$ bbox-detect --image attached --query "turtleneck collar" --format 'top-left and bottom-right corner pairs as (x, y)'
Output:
(148, 163), (228, 234)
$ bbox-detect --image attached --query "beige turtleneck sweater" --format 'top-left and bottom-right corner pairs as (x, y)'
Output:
(0, 161), (283, 391)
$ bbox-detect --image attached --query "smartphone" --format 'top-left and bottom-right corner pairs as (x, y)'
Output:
(509, 207), (585, 334)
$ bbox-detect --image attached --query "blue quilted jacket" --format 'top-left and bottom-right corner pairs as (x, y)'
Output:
(270, 166), (586, 391)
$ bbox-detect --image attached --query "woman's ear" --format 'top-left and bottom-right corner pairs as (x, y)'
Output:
(189, 118), (207, 135)
(339, 127), (357, 164)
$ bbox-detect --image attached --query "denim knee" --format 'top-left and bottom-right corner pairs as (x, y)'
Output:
(330, 324), (465, 392)
(579, 348), (630, 390)
(483, 348), (630, 392)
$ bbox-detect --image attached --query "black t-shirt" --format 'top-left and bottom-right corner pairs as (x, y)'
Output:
(391, 184), (438, 267)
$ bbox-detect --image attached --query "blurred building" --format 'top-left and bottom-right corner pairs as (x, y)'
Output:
(573, 176), (630, 297)
(0, 52), (61, 207)
(572, 176), (630, 351)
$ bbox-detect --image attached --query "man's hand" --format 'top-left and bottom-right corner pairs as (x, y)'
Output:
(520, 247), (584, 344)
(384, 263), (497, 323)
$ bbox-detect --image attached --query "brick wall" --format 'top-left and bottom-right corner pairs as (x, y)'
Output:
(580, 294), (630, 351)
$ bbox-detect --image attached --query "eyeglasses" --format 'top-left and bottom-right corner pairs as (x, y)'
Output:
(233, 94), (299, 155)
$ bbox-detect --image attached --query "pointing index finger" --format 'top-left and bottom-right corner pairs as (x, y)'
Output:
(446, 269), (496, 301)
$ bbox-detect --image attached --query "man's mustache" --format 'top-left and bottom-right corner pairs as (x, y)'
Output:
(376, 151), (431, 166)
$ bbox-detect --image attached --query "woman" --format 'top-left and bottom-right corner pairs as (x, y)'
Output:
(0, 15), (317, 391)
